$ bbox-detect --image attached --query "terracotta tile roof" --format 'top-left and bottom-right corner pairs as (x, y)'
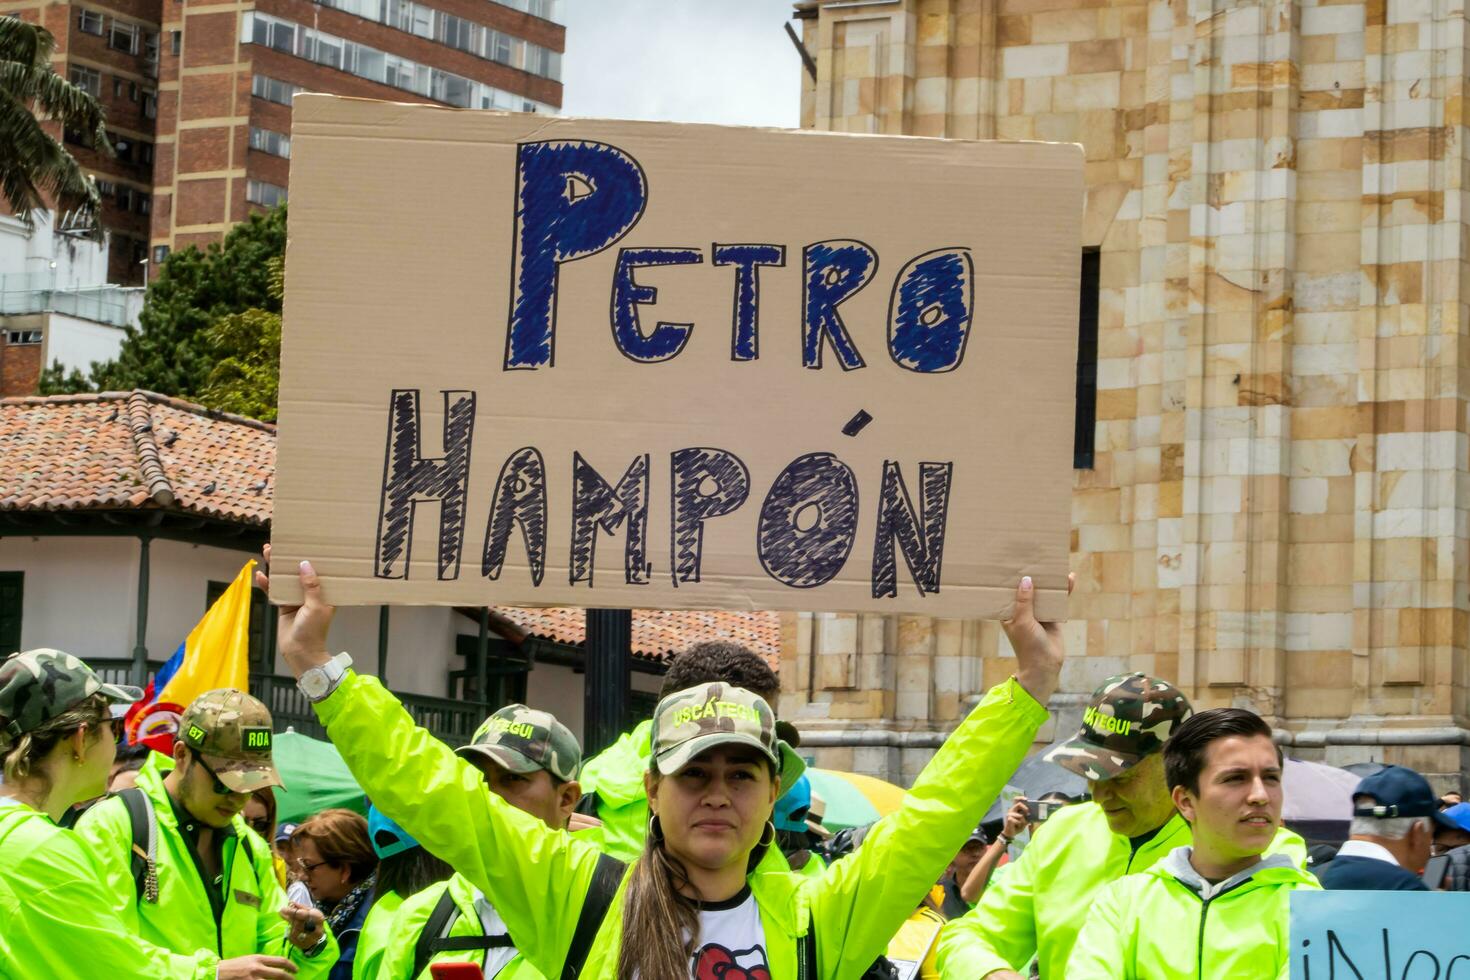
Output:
(491, 606), (782, 667)
(0, 391), (274, 526)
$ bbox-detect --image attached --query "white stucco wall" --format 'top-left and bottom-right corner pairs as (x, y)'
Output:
(0, 534), (663, 737)
(42, 312), (128, 373)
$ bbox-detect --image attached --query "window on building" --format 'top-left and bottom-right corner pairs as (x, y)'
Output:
(108, 19), (139, 53)
(115, 185), (133, 210)
(143, 31), (159, 62)
(250, 74), (300, 106)
(248, 126), (291, 158)
(112, 134), (132, 162)
(5, 331), (41, 345)
(112, 76), (124, 98)
(206, 580), (270, 673)
(135, 193), (150, 215)
(1074, 248), (1100, 470)
(64, 128), (86, 146)
(78, 9), (103, 35)
(246, 179), (287, 208)
(153, 244), (170, 264)
(95, 178), (116, 197)
(170, 30), (181, 56)
(142, 90), (157, 118)
(0, 573), (22, 656)
(70, 66), (101, 97)
(139, 141), (154, 165)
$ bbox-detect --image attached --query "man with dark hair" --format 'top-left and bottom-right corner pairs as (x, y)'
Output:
(77, 689), (338, 977)
(1068, 708), (1320, 978)
(1319, 765), (1460, 891)
(577, 640), (779, 862)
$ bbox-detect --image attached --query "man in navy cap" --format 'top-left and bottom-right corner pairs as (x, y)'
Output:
(1320, 765), (1461, 891)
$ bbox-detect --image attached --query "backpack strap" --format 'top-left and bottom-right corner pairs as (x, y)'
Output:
(561, 852), (626, 979)
(412, 887), (461, 980)
(118, 788), (159, 904)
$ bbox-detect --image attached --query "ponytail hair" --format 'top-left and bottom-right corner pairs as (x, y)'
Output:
(1, 692), (110, 790)
(617, 819), (700, 980)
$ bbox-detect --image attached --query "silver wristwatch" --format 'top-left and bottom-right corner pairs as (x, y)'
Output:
(297, 652), (353, 703)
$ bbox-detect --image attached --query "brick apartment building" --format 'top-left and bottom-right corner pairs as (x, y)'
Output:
(3, 0), (563, 285)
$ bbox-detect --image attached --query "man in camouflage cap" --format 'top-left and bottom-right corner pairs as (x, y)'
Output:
(376, 703), (587, 978)
(76, 688), (336, 975)
(0, 648), (141, 744)
(1042, 672), (1192, 786)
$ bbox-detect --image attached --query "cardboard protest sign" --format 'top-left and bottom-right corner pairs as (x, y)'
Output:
(1290, 891), (1470, 978)
(272, 95), (1083, 618)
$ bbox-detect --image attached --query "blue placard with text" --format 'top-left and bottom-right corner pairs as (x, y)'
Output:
(1290, 890), (1470, 978)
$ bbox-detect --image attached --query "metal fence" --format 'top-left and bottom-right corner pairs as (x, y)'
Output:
(0, 273), (141, 327)
(90, 659), (487, 745)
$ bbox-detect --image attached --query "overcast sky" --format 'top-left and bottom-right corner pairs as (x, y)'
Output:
(560, 0), (802, 128)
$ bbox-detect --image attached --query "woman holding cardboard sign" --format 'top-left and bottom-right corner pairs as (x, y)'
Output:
(258, 548), (1071, 979)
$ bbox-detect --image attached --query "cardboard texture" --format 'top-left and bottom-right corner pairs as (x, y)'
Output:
(273, 95), (1082, 619)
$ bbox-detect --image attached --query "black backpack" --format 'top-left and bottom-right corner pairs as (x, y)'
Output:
(116, 787), (258, 904)
(410, 851), (624, 979)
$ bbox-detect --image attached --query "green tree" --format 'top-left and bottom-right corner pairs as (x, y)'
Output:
(43, 205), (287, 400)
(0, 16), (109, 236)
(198, 256), (282, 421)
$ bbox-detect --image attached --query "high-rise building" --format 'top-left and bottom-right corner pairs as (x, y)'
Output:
(150, 0), (563, 263)
(3, 0), (563, 285)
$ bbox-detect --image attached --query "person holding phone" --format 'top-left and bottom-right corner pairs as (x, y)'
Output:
(258, 554), (1069, 979)
(0, 649), (292, 979)
(76, 689), (337, 979)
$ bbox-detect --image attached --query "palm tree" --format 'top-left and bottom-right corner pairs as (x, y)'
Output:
(0, 15), (111, 237)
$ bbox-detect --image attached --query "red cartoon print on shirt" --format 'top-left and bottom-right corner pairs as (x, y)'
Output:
(692, 942), (773, 980)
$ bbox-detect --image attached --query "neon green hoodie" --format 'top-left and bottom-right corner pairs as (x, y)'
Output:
(935, 802), (1306, 979)
(314, 669), (1049, 978)
(577, 719), (653, 863)
(353, 890), (404, 980)
(74, 760), (339, 975)
(1067, 846), (1321, 978)
(0, 798), (218, 979)
(379, 873), (546, 979)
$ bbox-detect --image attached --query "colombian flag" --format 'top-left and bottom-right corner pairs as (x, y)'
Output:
(126, 560), (255, 752)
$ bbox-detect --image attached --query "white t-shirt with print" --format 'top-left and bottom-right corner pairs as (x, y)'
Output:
(687, 888), (771, 979)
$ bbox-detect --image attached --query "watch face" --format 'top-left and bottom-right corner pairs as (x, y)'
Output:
(301, 671), (327, 698)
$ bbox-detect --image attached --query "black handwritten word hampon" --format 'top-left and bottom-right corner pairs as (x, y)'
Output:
(372, 139), (975, 598)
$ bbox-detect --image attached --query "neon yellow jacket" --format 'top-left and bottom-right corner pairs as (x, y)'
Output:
(315, 670), (1049, 978)
(353, 890), (404, 980)
(576, 719), (653, 863)
(74, 761), (339, 975)
(379, 872), (546, 979)
(935, 802), (1306, 979)
(0, 798), (218, 979)
(1067, 847), (1321, 978)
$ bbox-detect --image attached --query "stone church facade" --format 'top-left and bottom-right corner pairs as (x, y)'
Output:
(781, 0), (1469, 791)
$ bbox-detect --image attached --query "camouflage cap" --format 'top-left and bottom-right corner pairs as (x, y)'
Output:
(1042, 673), (1192, 781)
(455, 704), (581, 783)
(179, 689), (283, 794)
(651, 682), (805, 786)
(0, 649), (143, 741)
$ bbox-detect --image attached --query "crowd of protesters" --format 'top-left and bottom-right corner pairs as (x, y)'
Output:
(2, 554), (1468, 979)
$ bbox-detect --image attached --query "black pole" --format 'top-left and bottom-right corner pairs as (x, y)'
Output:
(584, 608), (632, 757)
(377, 606), (390, 685)
(477, 607), (490, 705)
(131, 536), (151, 686)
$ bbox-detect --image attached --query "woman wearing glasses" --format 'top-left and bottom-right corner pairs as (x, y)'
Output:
(0, 648), (235, 977)
(292, 809), (379, 980)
